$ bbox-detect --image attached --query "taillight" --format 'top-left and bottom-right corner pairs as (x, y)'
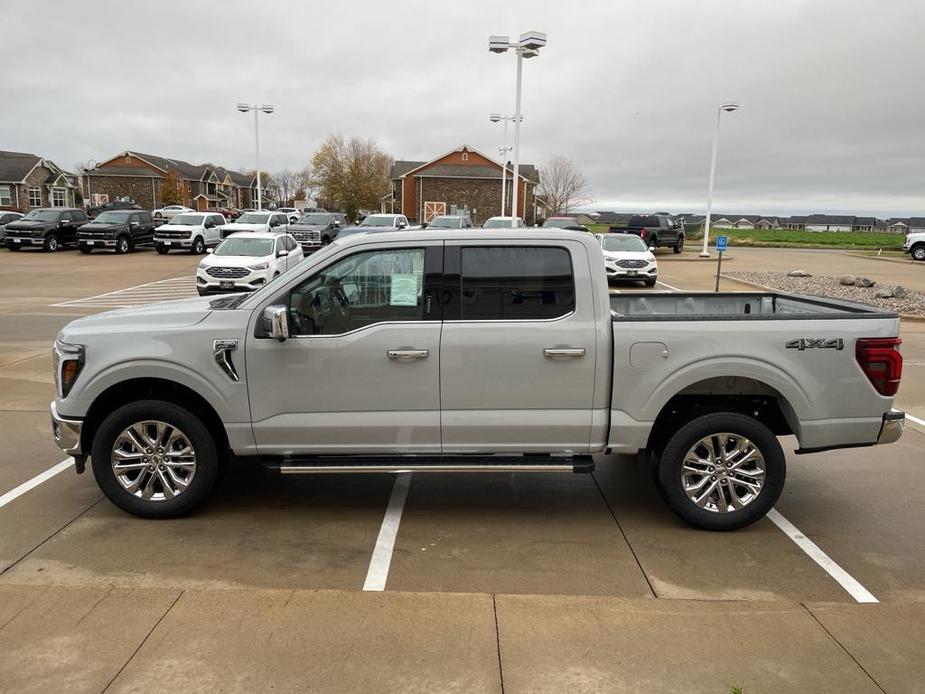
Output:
(855, 337), (902, 396)
(639, 229), (647, 240)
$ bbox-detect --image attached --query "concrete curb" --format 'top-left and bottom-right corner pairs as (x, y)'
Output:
(657, 253), (734, 262)
(719, 274), (925, 323)
(841, 251), (917, 265)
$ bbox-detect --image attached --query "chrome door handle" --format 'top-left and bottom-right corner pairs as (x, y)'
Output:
(544, 347), (586, 359)
(388, 349), (429, 360)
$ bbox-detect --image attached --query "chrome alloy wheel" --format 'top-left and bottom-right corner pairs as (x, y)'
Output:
(681, 433), (766, 513)
(111, 420), (197, 501)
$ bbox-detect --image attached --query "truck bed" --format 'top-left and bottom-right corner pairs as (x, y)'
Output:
(610, 292), (898, 321)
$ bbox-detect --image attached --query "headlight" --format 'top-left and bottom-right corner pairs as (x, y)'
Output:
(53, 341), (85, 398)
(198, 262), (208, 270)
(248, 262), (270, 271)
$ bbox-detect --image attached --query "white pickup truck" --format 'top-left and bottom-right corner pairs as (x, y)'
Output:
(50, 230), (905, 530)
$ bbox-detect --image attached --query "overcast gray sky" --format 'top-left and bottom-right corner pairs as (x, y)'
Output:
(3, 0), (923, 216)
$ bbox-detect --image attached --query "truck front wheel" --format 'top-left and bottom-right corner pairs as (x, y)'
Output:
(658, 412), (785, 531)
(912, 244), (925, 261)
(91, 400), (220, 518)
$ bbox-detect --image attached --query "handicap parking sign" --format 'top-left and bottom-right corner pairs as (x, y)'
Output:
(716, 236), (728, 252)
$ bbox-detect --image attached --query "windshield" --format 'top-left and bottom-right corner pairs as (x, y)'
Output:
(297, 213), (332, 225)
(23, 210), (60, 221)
(360, 215), (395, 227)
(236, 212), (271, 224)
(93, 212), (130, 223)
(214, 237), (274, 257)
(170, 214), (205, 226)
(429, 216), (460, 228)
(601, 234), (648, 252)
(543, 218), (578, 228)
(482, 218), (519, 228)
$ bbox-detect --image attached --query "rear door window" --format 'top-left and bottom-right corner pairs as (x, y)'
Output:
(453, 246), (575, 321)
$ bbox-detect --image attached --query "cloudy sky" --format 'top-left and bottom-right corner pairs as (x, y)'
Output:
(3, 0), (923, 216)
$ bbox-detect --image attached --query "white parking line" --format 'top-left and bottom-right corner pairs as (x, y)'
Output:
(50, 276), (196, 308)
(767, 509), (878, 603)
(363, 472), (412, 591)
(655, 279), (682, 291)
(0, 458), (74, 510)
(906, 412), (925, 428)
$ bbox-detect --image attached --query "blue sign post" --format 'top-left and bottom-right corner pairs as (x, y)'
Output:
(715, 236), (728, 291)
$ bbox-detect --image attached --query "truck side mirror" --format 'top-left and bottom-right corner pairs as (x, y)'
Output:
(264, 305), (289, 341)
(398, 221), (407, 229)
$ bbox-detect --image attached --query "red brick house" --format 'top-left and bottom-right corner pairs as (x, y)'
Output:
(385, 145), (540, 225)
(0, 151), (79, 212)
(83, 151), (256, 211)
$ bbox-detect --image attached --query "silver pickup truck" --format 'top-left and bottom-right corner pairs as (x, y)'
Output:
(50, 230), (905, 530)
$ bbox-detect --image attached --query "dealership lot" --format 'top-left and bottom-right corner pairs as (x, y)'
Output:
(0, 246), (923, 692)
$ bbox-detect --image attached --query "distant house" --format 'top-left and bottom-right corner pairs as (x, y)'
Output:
(755, 216), (781, 229)
(786, 215), (807, 230)
(805, 214), (855, 232)
(908, 217), (925, 233)
(387, 145), (539, 225)
(886, 218), (909, 233)
(84, 151), (256, 211)
(852, 217), (876, 232)
(0, 150), (79, 212)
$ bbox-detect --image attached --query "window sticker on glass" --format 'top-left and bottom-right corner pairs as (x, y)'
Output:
(390, 274), (419, 306)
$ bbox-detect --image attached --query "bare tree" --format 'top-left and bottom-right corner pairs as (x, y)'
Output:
(292, 166), (318, 204)
(274, 168), (297, 205)
(311, 134), (391, 220)
(537, 156), (591, 216)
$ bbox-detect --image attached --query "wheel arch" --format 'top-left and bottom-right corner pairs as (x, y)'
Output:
(81, 377), (229, 460)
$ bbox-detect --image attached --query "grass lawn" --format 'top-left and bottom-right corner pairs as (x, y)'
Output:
(591, 224), (906, 250)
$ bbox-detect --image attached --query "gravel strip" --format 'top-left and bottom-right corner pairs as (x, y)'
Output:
(724, 271), (925, 317)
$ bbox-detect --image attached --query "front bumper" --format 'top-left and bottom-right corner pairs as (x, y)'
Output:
(78, 237), (118, 248)
(6, 236), (45, 247)
(155, 236), (193, 248)
(605, 262), (657, 280)
(196, 268), (269, 294)
(51, 401), (83, 455)
(876, 410), (904, 445)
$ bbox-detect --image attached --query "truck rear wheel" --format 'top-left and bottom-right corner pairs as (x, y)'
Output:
(91, 399), (220, 518)
(658, 412), (785, 531)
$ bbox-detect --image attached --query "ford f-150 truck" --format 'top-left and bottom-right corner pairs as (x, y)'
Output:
(611, 214), (685, 253)
(49, 230), (905, 530)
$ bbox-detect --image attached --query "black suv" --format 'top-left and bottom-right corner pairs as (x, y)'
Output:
(287, 212), (348, 250)
(612, 214), (685, 253)
(77, 210), (157, 254)
(4, 208), (89, 252)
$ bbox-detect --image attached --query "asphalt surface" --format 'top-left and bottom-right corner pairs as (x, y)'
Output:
(0, 244), (923, 692)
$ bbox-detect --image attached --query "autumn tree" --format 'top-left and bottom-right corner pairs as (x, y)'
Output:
(160, 170), (183, 206)
(537, 156), (591, 216)
(311, 134), (391, 221)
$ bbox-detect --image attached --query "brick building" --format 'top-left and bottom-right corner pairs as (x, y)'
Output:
(83, 151), (256, 211)
(385, 145), (540, 225)
(0, 151), (79, 212)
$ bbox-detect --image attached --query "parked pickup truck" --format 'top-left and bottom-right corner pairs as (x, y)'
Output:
(77, 210), (157, 254)
(904, 231), (925, 261)
(611, 214), (685, 253)
(49, 230), (904, 530)
(5, 208), (89, 252)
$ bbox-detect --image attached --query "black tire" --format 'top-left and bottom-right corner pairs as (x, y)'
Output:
(648, 235), (658, 248)
(191, 236), (205, 254)
(79, 246), (93, 254)
(321, 235), (332, 246)
(912, 245), (925, 262)
(644, 277), (657, 287)
(658, 412), (785, 531)
(45, 233), (59, 253)
(154, 212), (163, 219)
(155, 245), (168, 255)
(115, 236), (130, 254)
(91, 399), (220, 518)
(674, 236), (684, 254)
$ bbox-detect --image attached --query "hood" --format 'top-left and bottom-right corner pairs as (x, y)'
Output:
(58, 295), (216, 340)
(5, 220), (54, 231)
(79, 222), (126, 232)
(156, 223), (202, 231)
(200, 253), (269, 267)
(603, 249), (656, 262)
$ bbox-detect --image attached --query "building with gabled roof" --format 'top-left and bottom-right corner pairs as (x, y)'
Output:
(0, 150), (79, 211)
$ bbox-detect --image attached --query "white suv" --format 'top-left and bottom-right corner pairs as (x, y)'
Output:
(904, 232), (925, 262)
(220, 211), (290, 238)
(154, 212), (226, 254)
(196, 232), (303, 295)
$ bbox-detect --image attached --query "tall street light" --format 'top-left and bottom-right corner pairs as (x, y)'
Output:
(489, 31), (546, 227)
(700, 101), (740, 257)
(489, 113), (520, 216)
(237, 102), (275, 210)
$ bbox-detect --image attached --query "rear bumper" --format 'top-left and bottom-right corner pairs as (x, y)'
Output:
(877, 410), (904, 445)
(51, 401), (83, 455)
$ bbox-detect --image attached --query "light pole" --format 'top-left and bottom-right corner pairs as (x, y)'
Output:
(490, 31), (546, 227)
(489, 113), (520, 216)
(237, 102), (275, 210)
(83, 159), (98, 209)
(700, 102), (740, 257)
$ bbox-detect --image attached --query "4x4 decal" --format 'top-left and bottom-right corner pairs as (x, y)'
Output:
(785, 338), (844, 351)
